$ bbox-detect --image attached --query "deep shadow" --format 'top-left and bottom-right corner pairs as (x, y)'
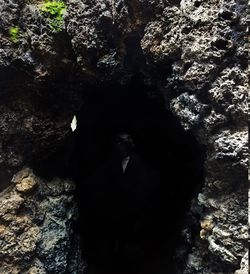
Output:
(72, 77), (205, 274)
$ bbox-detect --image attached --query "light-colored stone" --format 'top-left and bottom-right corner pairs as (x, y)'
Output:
(235, 252), (249, 274)
(16, 176), (37, 192)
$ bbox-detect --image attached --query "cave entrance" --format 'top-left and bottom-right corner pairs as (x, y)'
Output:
(72, 77), (205, 274)
(31, 76), (205, 273)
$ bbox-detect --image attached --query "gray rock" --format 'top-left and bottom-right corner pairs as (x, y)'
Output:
(0, 168), (85, 274)
(0, 0), (248, 273)
(235, 251), (249, 274)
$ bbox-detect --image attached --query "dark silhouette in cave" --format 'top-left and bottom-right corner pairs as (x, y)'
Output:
(72, 77), (205, 274)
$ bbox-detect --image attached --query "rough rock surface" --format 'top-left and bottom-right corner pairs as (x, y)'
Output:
(0, 0), (248, 273)
(0, 167), (85, 274)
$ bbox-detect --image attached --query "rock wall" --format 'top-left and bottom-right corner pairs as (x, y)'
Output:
(0, 168), (85, 274)
(0, 0), (248, 273)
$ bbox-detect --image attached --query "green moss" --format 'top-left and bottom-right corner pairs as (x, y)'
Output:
(39, 1), (66, 32)
(9, 26), (19, 43)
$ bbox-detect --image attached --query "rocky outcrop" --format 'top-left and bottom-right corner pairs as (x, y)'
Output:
(0, 0), (248, 273)
(158, 1), (248, 272)
(0, 168), (85, 273)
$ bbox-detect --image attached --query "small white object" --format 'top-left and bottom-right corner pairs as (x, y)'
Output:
(122, 156), (130, 173)
(70, 115), (77, 132)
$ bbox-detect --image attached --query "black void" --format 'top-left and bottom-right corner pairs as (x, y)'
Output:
(71, 78), (205, 274)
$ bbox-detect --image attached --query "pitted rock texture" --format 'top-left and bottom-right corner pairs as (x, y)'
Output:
(0, 0), (248, 273)
(0, 168), (85, 274)
(235, 251), (249, 274)
(0, 72), (81, 171)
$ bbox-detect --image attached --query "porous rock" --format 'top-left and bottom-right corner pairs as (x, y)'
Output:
(0, 0), (248, 273)
(0, 168), (85, 274)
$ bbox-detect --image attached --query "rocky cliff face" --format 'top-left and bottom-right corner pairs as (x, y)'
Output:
(0, 0), (248, 273)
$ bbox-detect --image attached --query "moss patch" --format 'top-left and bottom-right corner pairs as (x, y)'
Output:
(9, 26), (19, 43)
(39, 1), (66, 32)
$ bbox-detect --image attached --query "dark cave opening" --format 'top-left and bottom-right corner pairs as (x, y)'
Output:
(32, 76), (205, 274)
(72, 78), (205, 274)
